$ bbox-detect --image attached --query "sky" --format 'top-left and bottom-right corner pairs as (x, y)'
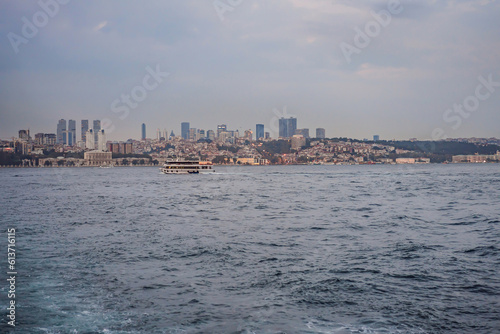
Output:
(0, 0), (499, 141)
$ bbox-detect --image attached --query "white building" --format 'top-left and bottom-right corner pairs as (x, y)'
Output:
(85, 129), (95, 149)
(97, 129), (106, 151)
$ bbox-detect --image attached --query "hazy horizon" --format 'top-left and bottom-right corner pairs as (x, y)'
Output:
(1, 0), (499, 141)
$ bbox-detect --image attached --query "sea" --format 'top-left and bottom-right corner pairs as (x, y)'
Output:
(0, 164), (499, 334)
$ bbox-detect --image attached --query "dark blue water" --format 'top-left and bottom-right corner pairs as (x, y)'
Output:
(1, 164), (499, 333)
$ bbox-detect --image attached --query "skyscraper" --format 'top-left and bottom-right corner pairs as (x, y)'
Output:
(141, 123), (146, 140)
(93, 120), (101, 144)
(316, 128), (326, 139)
(97, 129), (106, 151)
(81, 120), (89, 142)
(217, 124), (227, 139)
(57, 119), (66, 144)
(68, 120), (76, 146)
(278, 117), (297, 138)
(86, 129), (94, 149)
(256, 124), (264, 140)
(373, 135), (380, 141)
(207, 130), (215, 141)
(181, 122), (190, 140)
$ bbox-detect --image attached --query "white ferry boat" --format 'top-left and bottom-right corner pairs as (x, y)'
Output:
(160, 159), (214, 174)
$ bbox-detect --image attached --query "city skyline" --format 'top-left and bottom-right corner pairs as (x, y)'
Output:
(1, 1), (499, 141)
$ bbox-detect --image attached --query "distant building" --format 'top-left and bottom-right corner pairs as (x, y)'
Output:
(85, 129), (95, 149)
(35, 133), (56, 145)
(93, 120), (101, 144)
(57, 119), (66, 144)
(373, 135), (380, 142)
(217, 124), (227, 139)
(81, 120), (89, 142)
(84, 150), (112, 166)
(141, 123), (146, 140)
(181, 122), (190, 140)
(107, 142), (133, 154)
(256, 124), (264, 140)
(207, 130), (215, 141)
(265, 132), (270, 140)
(316, 128), (325, 139)
(295, 128), (309, 138)
(452, 152), (500, 163)
(291, 135), (306, 150)
(97, 129), (106, 151)
(244, 130), (253, 141)
(170, 130), (175, 139)
(279, 117), (297, 138)
(68, 120), (76, 146)
(18, 129), (30, 141)
(188, 128), (197, 140)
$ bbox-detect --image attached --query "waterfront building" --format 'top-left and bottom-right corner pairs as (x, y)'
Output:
(57, 119), (66, 144)
(452, 152), (500, 163)
(181, 122), (190, 140)
(81, 120), (89, 142)
(256, 124), (264, 140)
(141, 123), (146, 140)
(316, 128), (326, 139)
(84, 150), (112, 166)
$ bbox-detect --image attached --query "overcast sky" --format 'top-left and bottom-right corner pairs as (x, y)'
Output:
(1, 0), (499, 141)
